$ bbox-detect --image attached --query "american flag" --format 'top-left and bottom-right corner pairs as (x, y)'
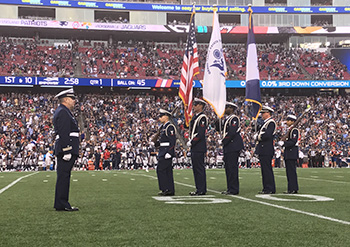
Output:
(179, 10), (199, 127)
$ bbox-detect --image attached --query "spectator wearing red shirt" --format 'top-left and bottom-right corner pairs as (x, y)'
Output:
(103, 149), (111, 170)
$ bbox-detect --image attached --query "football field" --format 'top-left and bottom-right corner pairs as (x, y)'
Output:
(0, 168), (349, 247)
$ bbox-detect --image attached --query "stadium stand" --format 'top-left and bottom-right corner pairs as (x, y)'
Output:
(1, 91), (350, 171)
(1, 0), (350, 172)
(1, 38), (348, 80)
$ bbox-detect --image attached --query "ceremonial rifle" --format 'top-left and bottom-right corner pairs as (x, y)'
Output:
(280, 107), (311, 141)
(150, 103), (188, 149)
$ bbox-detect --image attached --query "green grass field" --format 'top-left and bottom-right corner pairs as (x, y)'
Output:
(0, 168), (349, 247)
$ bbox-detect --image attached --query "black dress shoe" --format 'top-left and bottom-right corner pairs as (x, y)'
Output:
(158, 190), (174, 196)
(189, 191), (206, 196)
(284, 191), (298, 194)
(56, 207), (79, 211)
(258, 191), (274, 194)
(221, 191), (239, 195)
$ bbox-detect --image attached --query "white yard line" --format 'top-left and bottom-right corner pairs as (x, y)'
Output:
(134, 173), (350, 226)
(275, 175), (350, 184)
(0, 172), (39, 195)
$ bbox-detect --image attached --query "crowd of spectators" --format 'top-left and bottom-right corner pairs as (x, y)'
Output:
(310, 0), (332, 6)
(0, 37), (76, 78)
(95, 16), (129, 24)
(1, 91), (350, 172)
(0, 38), (349, 80)
(311, 20), (331, 27)
(19, 16), (54, 21)
(77, 41), (350, 80)
(299, 50), (350, 80)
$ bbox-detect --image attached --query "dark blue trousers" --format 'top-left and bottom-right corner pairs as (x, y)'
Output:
(156, 157), (175, 193)
(285, 159), (299, 192)
(191, 152), (206, 193)
(54, 155), (77, 210)
(223, 151), (239, 194)
(259, 155), (276, 193)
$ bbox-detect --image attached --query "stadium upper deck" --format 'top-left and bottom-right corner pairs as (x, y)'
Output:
(0, 0), (349, 93)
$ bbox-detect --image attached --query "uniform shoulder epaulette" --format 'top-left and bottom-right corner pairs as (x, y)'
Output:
(260, 118), (276, 135)
(165, 123), (176, 137)
(223, 114), (240, 136)
(289, 128), (299, 139)
(195, 114), (208, 126)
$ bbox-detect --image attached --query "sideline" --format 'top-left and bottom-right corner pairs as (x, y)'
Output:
(0, 172), (39, 195)
(134, 173), (350, 226)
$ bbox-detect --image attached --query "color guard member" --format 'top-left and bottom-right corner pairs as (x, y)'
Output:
(218, 102), (244, 195)
(255, 106), (276, 194)
(278, 115), (299, 194)
(53, 88), (80, 211)
(187, 98), (208, 196)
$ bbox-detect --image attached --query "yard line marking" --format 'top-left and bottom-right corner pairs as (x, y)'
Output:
(0, 172), (39, 195)
(135, 173), (350, 226)
(275, 175), (350, 184)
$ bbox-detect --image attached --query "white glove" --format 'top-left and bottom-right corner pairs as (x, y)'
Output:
(165, 153), (172, 159)
(253, 133), (258, 141)
(218, 139), (222, 145)
(186, 141), (192, 147)
(258, 131), (265, 141)
(278, 141), (284, 147)
(149, 141), (155, 146)
(63, 153), (72, 161)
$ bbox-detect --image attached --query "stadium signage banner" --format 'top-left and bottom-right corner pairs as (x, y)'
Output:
(0, 1), (349, 14)
(0, 76), (35, 85)
(1, 76), (350, 88)
(2, 18), (350, 35)
(0, 19), (171, 32)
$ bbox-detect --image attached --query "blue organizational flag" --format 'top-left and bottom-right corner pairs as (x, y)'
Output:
(245, 6), (262, 120)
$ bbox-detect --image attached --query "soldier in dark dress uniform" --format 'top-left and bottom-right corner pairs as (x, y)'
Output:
(217, 102), (244, 195)
(153, 109), (176, 196)
(278, 115), (299, 194)
(53, 88), (80, 211)
(255, 106), (276, 194)
(187, 98), (208, 196)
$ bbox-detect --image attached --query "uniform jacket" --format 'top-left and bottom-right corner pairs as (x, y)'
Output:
(189, 112), (207, 153)
(156, 121), (176, 158)
(53, 104), (80, 156)
(221, 114), (244, 153)
(283, 128), (299, 160)
(255, 117), (276, 156)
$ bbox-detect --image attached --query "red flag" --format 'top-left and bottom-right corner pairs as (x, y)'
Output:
(179, 10), (199, 127)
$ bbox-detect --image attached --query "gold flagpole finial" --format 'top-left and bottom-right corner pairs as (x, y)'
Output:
(248, 4), (253, 29)
(213, 4), (218, 13)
